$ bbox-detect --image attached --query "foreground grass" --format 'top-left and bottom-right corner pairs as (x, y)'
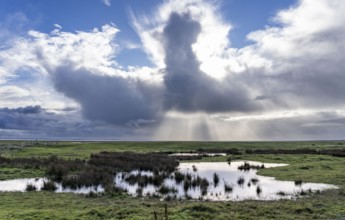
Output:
(0, 190), (344, 220)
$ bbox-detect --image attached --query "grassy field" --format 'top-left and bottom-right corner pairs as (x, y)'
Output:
(0, 190), (344, 220)
(1, 141), (345, 219)
(2, 140), (344, 159)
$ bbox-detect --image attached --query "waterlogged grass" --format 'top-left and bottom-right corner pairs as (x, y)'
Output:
(234, 154), (345, 186)
(193, 154), (345, 186)
(0, 190), (344, 219)
(1, 141), (345, 219)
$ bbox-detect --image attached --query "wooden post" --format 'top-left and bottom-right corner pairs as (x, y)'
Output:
(164, 204), (168, 220)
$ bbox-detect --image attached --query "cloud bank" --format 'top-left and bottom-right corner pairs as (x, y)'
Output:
(1, 0), (345, 140)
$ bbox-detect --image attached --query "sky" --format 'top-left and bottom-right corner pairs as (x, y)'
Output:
(0, 0), (345, 141)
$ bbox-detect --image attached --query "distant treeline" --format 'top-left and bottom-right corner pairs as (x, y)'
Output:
(245, 148), (345, 157)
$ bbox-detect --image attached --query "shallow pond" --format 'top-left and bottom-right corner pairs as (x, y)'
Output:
(0, 178), (104, 194)
(0, 161), (337, 201)
(115, 161), (336, 201)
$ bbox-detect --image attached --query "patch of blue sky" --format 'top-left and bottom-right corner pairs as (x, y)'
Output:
(220, 0), (296, 48)
(7, 67), (39, 84)
(0, 0), (296, 66)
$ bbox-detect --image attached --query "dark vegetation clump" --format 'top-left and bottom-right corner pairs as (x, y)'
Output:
(41, 180), (57, 191)
(245, 148), (317, 155)
(171, 155), (203, 160)
(89, 152), (179, 172)
(318, 149), (345, 157)
(185, 173), (192, 182)
(124, 174), (152, 187)
(0, 152), (180, 194)
(0, 155), (83, 171)
(152, 173), (166, 187)
(200, 178), (209, 196)
(245, 148), (345, 157)
(164, 148), (241, 161)
(191, 175), (202, 188)
(224, 183), (233, 193)
(299, 189), (308, 196)
(213, 173), (219, 187)
(58, 152), (179, 191)
(196, 148), (242, 155)
(125, 174), (143, 186)
(26, 183), (37, 191)
(294, 180), (303, 186)
(238, 162), (265, 171)
(61, 171), (113, 189)
(55, 152), (179, 191)
(168, 172), (210, 195)
(277, 191), (286, 196)
(46, 159), (85, 182)
(250, 178), (259, 185)
(237, 177), (245, 186)
(184, 179), (191, 192)
(174, 172), (185, 183)
(256, 186), (262, 195)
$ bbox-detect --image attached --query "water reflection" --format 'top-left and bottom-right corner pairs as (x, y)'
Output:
(115, 161), (337, 201)
(0, 178), (104, 194)
(0, 161), (337, 201)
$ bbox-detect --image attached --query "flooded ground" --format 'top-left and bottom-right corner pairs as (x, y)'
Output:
(115, 161), (336, 201)
(0, 178), (104, 194)
(0, 161), (337, 200)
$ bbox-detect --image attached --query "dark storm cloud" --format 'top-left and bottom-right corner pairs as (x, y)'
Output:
(0, 105), (88, 138)
(246, 54), (345, 111)
(162, 13), (255, 113)
(0, 105), (60, 131)
(52, 65), (162, 125)
(0, 105), (147, 140)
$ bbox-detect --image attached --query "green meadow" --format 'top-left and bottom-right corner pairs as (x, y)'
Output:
(1, 141), (345, 219)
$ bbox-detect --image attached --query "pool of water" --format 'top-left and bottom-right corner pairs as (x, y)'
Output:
(114, 161), (337, 201)
(0, 161), (337, 201)
(0, 178), (104, 194)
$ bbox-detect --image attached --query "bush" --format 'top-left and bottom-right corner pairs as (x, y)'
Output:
(41, 180), (57, 191)
(224, 183), (233, 192)
(213, 173), (219, 187)
(26, 183), (37, 191)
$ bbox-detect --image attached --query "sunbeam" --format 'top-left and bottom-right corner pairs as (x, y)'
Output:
(153, 112), (261, 141)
